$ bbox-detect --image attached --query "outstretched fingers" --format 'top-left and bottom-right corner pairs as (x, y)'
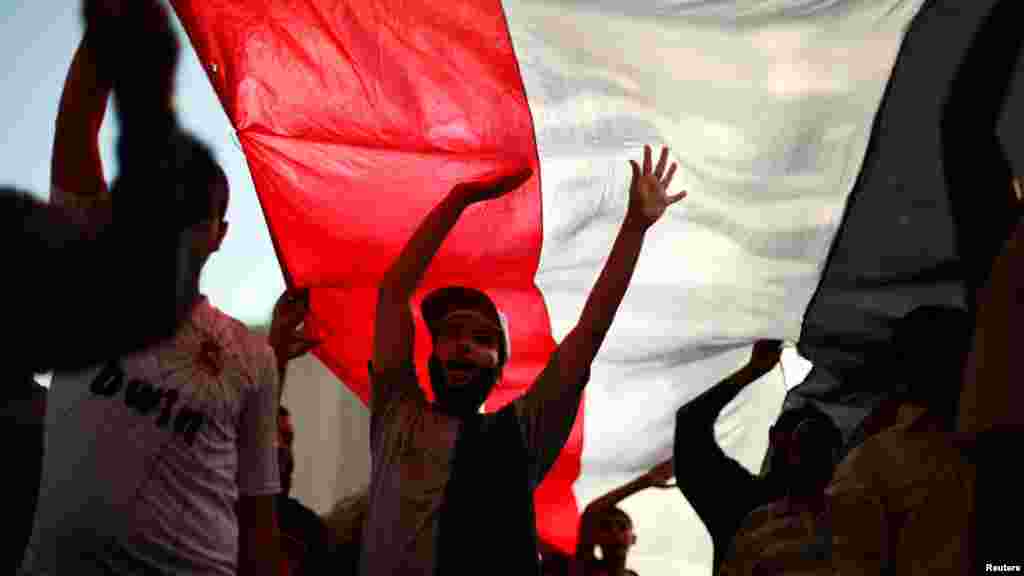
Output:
(655, 146), (669, 179)
(643, 145), (653, 175)
(663, 162), (678, 190)
(629, 159), (641, 182)
(667, 190), (688, 205)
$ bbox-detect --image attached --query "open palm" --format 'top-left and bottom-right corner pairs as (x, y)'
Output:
(627, 145), (687, 227)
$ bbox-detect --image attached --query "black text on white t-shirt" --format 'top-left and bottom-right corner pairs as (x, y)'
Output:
(90, 361), (208, 446)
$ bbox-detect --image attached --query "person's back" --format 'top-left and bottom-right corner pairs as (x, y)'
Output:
(24, 297), (280, 575)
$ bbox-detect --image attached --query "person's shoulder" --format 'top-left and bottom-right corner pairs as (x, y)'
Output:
(202, 300), (276, 366)
(189, 300), (279, 400)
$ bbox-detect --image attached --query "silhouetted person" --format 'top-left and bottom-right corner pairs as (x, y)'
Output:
(5, 0), (220, 378)
(672, 341), (783, 572)
(846, 305), (973, 448)
(573, 460), (673, 576)
(721, 409), (875, 576)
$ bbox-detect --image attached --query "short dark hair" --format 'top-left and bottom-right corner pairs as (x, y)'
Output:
(597, 506), (633, 528)
(278, 405), (291, 418)
(178, 138), (229, 226)
(774, 402), (833, 437)
(115, 130), (229, 228)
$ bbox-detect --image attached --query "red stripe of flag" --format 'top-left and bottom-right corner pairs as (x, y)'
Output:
(172, 0), (583, 553)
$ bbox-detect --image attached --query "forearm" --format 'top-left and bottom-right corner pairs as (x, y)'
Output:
(575, 472), (654, 566)
(675, 370), (761, 493)
(585, 474), (654, 514)
(380, 191), (470, 296)
(674, 409), (760, 554)
(52, 33), (112, 199)
(679, 365), (765, 426)
(569, 216), (648, 361)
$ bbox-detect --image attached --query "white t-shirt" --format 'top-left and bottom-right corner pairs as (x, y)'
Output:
(359, 347), (587, 576)
(23, 297), (280, 576)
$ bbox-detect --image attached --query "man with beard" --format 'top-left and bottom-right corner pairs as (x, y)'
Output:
(362, 145), (687, 576)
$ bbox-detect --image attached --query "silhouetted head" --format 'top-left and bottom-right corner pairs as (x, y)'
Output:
(592, 506), (637, 562)
(176, 138), (229, 277)
(767, 403), (842, 495)
(113, 132), (230, 285)
(423, 286), (509, 417)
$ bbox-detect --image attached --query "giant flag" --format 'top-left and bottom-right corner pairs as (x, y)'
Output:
(168, 0), (1007, 566)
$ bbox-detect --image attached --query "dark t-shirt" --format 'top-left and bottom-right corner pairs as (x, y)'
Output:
(435, 405), (539, 576)
(362, 348), (587, 575)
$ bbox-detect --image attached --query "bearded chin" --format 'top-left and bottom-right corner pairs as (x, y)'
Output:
(428, 355), (499, 417)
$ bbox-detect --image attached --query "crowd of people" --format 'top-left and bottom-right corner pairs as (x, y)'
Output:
(6, 1), (1018, 574)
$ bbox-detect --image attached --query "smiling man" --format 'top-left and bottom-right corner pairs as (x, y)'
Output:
(363, 146), (686, 576)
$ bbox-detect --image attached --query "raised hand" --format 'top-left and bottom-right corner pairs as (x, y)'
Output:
(451, 167), (533, 206)
(270, 288), (320, 365)
(626, 145), (687, 228)
(748, 340), (783, 375)
(83, 0), (180, 111)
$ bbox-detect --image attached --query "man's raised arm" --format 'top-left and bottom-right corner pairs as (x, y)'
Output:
(673, 340), (781, 571)
(560, 146), (686, 382)
(515, 145), (687, 483)
(372, 169), (532, 376)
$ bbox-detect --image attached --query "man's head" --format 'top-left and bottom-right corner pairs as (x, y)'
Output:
(176, 137), (230, 276)
(115, 132), (230, 285)
(592, 507), (637, 562)
(277, 405), (295, 496)
(422, 286), (509, 416)
(767, 403), (842, 495)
